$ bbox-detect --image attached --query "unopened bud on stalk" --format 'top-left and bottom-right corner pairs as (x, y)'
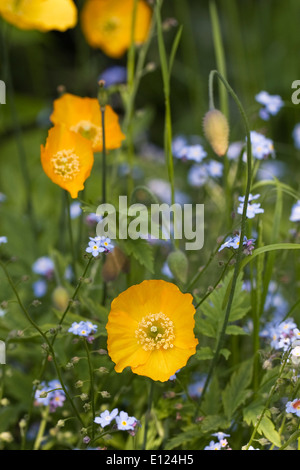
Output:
(203, 109), (229, 156)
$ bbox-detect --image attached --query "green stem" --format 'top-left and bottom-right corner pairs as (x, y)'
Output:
(245, 349), (291, 450)
(196, 70), (252, 411)
(0, 260), (84, 427)
(84, 339), (95, 439)
(101, 106), (107, 204)
(65, 191), (78, 281)
(155, 0), (178, 248)
(33, 406), (49, 450)
(1, 23), (38, 243)
(142, 380), (154, 450)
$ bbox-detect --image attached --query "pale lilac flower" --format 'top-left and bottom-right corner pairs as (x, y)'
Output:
(227, 141), (244, 160)
(204, 440), (222, 450)
(115, 411), (137, 431)
(70, 201), (82, 219)
(286, 398), (300, 417)
(86, 236), (114, 257)
(255, 91), (284, 120)
(290, 201), (300, 222)
(244, 131), (275, 160)
(34, 380), (66, 412)
(237, 194), (264, 219)
(32, 279), (48, 298)
(32, 256), (54, 279)
(219, 234), (255, 254)
(0, 236), (7, 245)
(68, 320), (97, 337)
(94, 408), (119, 428)
(98, 66), (127, 87)
(292, 123), (300, 150)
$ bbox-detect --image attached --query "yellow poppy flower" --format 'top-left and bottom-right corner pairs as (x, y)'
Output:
(106, 280), (198, 382)
(81, 0), (152, 58)
(50, 93), (125, 153)
(0, 0), (77, 32)
(40, 124), (94, 198)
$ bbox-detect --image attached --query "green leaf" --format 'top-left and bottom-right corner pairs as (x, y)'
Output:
(120, 238), (154, 273)
(200, 414), (231, 434)
(196, 272), (250, 339)
(195, 346), (214, 360)
(258, 416), (282, 448)
(222, 360), (253, 420)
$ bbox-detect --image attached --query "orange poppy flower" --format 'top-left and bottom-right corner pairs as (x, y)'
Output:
(50, 93), (125, 153)
(106, 280), (198, 382)
(81, 0), (152, 58)
(40, 124), (94, 198)
(0, 0), (77, 32)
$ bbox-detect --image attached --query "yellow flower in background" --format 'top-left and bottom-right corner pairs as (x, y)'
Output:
(0, 0), (77, 32)
(40, 124), (94, 198)
(81, 0), (152, 58)
(50, 93), (125, 153)
(106, 280), (198, 382)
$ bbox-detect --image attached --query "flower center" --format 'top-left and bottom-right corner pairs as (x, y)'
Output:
(103, 17), (120, 33)
(51, 149), (80, 180)
(135, 312), (175, 351)
(292, 399), (300, 410)
(70, 120), (102, 148)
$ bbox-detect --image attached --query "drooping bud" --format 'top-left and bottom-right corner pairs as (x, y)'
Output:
(203, 109), (229, 157)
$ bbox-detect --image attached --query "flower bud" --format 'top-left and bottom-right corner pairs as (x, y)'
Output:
(203, 109), (229, 156)
(52, 286), (70, 312)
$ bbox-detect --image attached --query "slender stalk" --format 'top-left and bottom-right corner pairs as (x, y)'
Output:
(245, 349), (291, 450)
(0, 260), (84, 427)
(196, 70), (252, 411)
(1, 23), (38, 243)
(33, 406), (49, 450)
(142, 380), (154, 450)
(101, 106), (107, 204)
(194, 253), (235, 309)
(65, 191), (78, 281)
(84, 339), (96, 439)
(155, 0), (179, 248)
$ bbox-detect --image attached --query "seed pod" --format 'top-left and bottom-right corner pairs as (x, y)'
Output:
(203, 109), (229, 156)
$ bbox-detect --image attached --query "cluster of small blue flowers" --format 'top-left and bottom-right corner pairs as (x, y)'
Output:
(237, 193), (264, 219)
(188, 160), (223, 188)
(204, 432), (231, 450)
(260, 318), (300, 352)
(94, 408), (139, 433)
(218, 233), (255, 255)
(172, 135), (207, 163)
(245, 131), (275, 160)
(255, 91), (284, 121)
(34, 380), (66, 413)
(68, 320), (97, 340)
(86, 236), (114, 257)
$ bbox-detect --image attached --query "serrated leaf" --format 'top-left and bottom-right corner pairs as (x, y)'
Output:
(195, 346), (214, 360)
(120, 238), (154, 273)
(200, 414), (231, 433)
(196, 273), (250, 339)
(222, 360), (253, 420)
(165, 425), (201, 450)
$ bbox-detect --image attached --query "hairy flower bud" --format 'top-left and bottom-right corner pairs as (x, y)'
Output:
(203, 109), (229, 156)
